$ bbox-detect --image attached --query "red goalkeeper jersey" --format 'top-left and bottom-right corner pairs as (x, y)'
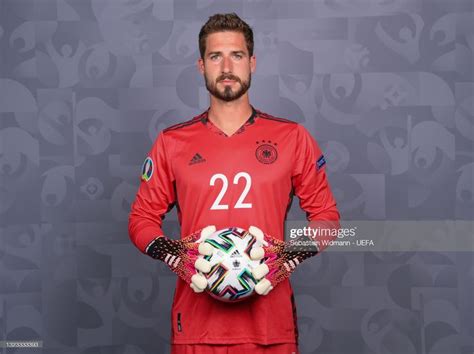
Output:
(128, 106), (340, 345)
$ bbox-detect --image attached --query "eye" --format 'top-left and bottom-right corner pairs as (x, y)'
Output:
(210, 54), (220, 61)
(233, 53), (243, 59)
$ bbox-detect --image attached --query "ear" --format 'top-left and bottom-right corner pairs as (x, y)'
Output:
(250, 55), (256, 73)
(197, 57), (205, 75)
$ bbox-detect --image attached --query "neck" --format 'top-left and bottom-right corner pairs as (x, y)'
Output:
(207, 96), (253, 136)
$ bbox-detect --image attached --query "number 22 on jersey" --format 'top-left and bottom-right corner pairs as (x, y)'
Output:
(209, 172), (252, 210)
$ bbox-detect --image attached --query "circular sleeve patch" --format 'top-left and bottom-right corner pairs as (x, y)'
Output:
(141, 157), (154, 181)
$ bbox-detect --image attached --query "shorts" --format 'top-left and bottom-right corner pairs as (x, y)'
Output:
(171, 343), (299, 354)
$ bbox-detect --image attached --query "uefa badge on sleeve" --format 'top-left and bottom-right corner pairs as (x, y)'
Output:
(317, 155), (326, 170)
(141, 157), (153, 182)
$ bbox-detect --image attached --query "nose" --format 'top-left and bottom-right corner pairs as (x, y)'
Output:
(221, 55), (233, 73)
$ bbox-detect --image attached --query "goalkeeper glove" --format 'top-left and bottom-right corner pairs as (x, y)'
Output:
(145, 225), (216, 293)
(248, 226), (319, 296)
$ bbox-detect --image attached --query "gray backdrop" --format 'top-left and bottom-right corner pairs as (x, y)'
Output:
(0, 0), (473, 353)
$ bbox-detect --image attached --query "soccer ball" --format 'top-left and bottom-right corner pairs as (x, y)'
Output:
(199, 227), (264, 302)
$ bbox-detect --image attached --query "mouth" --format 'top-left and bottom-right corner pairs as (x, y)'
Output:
(219, 78), (238, 84)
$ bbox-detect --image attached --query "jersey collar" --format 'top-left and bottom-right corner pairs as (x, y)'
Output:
(200, 105), (258, 137)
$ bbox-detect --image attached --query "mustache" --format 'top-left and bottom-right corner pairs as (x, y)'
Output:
(217, 75), (240, 82)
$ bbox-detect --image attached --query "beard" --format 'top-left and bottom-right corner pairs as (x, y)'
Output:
(204, 72), (251, 102)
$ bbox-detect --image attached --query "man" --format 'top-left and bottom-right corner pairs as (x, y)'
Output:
(129, 13), (340, 354)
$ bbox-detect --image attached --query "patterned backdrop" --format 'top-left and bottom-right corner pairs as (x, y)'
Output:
(0, 0), (473, 353)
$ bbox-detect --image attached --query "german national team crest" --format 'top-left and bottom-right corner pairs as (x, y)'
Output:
(141, 157), (154, 181)
(255, 141), (278, 164)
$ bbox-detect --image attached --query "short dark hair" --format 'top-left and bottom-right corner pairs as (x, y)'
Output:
(198, 13), (254, 59)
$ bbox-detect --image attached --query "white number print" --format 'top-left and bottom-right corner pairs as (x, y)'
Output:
(209, 172), (252, 210)
(209, 173), (229, 210)
(233, 172), (252, 208)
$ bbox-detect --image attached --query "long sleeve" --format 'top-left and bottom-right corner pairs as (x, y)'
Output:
(291, 124), (340, 251)
(128, 132), (176, 253)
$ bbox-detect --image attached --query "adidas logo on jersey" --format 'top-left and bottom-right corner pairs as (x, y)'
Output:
(189, 153), (206, 165)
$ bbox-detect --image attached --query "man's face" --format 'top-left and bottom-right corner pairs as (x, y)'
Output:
(198, 31), (256, 102)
